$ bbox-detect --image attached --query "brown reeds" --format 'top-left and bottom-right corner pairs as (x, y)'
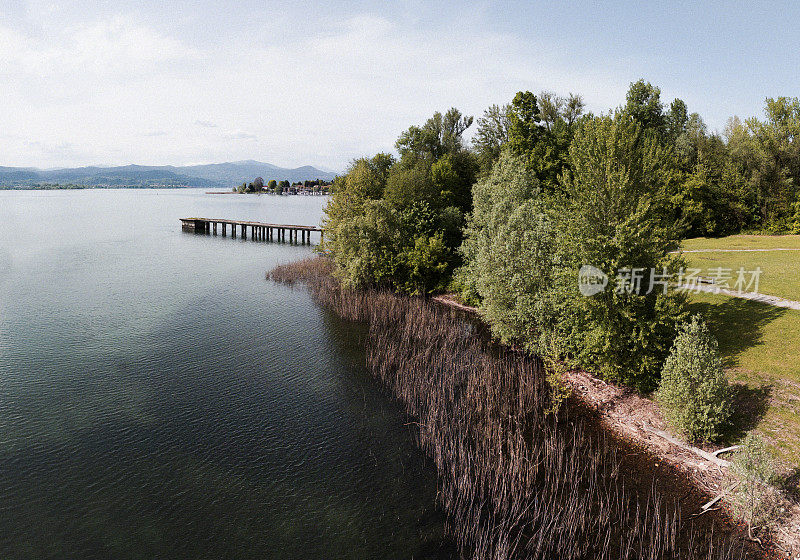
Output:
(268, 257), (755, 560)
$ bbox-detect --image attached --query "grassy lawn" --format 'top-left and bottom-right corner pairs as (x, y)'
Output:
(682, 235), (800, 301)
(688, 293), (800, 466)
(681, 234), (800, 466)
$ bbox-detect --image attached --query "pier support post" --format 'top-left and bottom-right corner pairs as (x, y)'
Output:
(242, 224), (246, 240)
(213, 223), (217, 235)
(222, 223), (226, 236)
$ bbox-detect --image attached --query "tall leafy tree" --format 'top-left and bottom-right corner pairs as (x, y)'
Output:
(560, 111), (687, 390)
(324, 110), (476, 295)
(473, 104), (511, 174)
(505, 90), (584, 191)
(623, 79), (667, 135)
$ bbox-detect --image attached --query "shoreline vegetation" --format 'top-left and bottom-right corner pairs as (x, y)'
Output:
(314, 80), (800, 557)
(268, 256), (762, 560)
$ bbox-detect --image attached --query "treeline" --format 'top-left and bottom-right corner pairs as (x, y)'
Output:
(322, 80), (798, 398)
(235, 177), (331, 194)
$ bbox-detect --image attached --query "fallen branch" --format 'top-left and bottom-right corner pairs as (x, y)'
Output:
(748, 523), (764, 547)
(641, 423), (731, 468)
(711, 445), (741, 457)
(699, 482), (740, 513)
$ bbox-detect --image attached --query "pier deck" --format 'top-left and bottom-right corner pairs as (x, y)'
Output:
(180, 217), (322, 244)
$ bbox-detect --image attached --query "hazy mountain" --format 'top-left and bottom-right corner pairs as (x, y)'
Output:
(0, 161), (338, 188)
(177, 160), (334, 185)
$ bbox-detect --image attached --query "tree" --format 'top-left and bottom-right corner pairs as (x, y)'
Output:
(560, 111), (687, 390)
(386, 108), (477, 213)
(323, 110), (474, 295)
(395, 108), (473, 162)
(623, 79), (667, 135)
(473, 104), (510, 174)
(666, 98), (689, 141)
(505, 90), (584, 191)
(657, 316), (732, 442)
(507, 91), (545, 157)
(458, 152), (566, 355)
(267, 179), (277, 191)
(253, 177), (264, 190)
(727, 97), (800, 229)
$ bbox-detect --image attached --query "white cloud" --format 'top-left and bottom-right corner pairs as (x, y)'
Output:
(223, 131), (258, 141)
(0, 9), (630, 171)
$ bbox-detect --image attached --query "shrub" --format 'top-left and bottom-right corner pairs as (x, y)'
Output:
(730, 432), (780, 533)
(657, 315), (732, 442)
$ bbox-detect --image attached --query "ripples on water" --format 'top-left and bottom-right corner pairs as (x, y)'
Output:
(0, 189), (454, 559)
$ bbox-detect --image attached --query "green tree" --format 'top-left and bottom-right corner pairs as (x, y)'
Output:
(473, 103), (510, 174)
(458, 151), (568, 355)
(657, 316), (732, 442)
(395, 108), (473, 162)
(729, 97), (800, 229)
(505, 90), (584, 191)
(623, 79), (667, 136)
(323, 110), (472, 295)
(507, 91), (545, 158)
(561, 111), (687, 390)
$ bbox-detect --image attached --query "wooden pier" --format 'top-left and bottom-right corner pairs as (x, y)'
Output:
(180, 218), (322, 244)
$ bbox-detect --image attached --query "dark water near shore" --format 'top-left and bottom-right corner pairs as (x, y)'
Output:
(0, 189), (453, 559)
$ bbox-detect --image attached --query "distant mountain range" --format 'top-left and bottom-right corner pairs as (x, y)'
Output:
(0, 160), (339, 188)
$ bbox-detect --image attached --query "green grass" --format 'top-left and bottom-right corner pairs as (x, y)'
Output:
(682, 235), (800, 301)
(678, 236), (800, 466)
(683, 234), (800, 251)
(687, 292), (800, 466)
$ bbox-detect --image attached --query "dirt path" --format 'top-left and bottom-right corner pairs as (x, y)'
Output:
(679, 249), (800, 253)
(694, 284), (800, 310)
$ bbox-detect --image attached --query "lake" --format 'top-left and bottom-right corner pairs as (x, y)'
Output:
(0, 189), (453, 559)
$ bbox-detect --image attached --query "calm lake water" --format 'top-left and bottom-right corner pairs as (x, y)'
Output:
(0, 189), (453, 559)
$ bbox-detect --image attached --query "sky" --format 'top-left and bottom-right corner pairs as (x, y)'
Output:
(1, 0), (799, 172)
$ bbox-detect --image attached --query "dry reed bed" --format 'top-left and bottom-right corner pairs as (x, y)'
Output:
(269, 257), (757, 560)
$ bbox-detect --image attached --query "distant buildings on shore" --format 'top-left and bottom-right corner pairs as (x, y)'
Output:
(235, 177), (333, 195)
